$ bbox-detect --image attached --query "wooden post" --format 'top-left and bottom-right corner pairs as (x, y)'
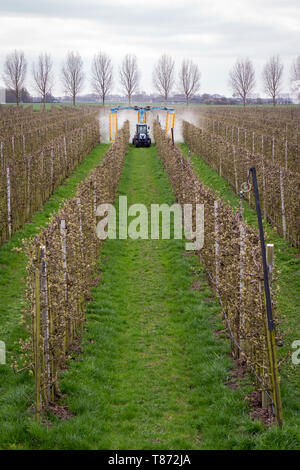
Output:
(114, 113), (118, 137)
(22, 135), (26, 157)
(249, 167), (283, 426)
(165, 112), (170, 136)
(48, 274), (55, 401)
(50, 147), (54, 191)
(40, 246), (50, 403)
(181, 156), (186, 203)
(261, 243), (275, 408)
(266, 244), (274, 284)
(214, 200), (219, 296)
(239, 212), (246, 356)
(109, 113), (113, 141)
(92, 180), (98, 260)
(0, 141), (4, 168)
(284, 140), (288, 170)
(77, 197), (83, 254)
(0, 340), (5, 365)
(63, 136), (67, 175)
(27, 156), (31, 217)
(259, 280), (271, 408)
(261, 157), (266, 219)
(11, 136), (15, 157)
(279, 169), (287, 239)
(34, 247), (41, 423)
(60, 219), (68, 352)
(272, 137), (275, 162)
(233, 148), (238, 193)
(93, 181), (97, 216)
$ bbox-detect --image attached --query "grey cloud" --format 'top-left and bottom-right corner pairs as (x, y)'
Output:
(0, 0), (299, 96)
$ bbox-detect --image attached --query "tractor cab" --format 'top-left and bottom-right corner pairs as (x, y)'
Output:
(132, 124), (151, 148)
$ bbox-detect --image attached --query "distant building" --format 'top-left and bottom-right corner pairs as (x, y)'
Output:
(0, 88), (6, 104)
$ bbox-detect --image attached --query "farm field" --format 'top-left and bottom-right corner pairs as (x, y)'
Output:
(0, 105), (299, 450)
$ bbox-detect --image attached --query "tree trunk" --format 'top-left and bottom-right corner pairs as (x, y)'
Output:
(273, 96), (276, 107)
(243, 96), (246, 107)
(73, 94), (76, 106)
(102, 95), (105, 106)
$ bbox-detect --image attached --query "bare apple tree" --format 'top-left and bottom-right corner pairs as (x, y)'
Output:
(119, 54), (139, 104)
(290, 56), (300, 101)
(262, 55), (283, 106)
(33, 53), (53, 109)
(61, 51), (84, 106)
(91, 52), (113, 106)
(178, 60), (201, 105)
(229, 58), (255, 106)
(3, 50), (27, 106)
(153, 54), (175, 101)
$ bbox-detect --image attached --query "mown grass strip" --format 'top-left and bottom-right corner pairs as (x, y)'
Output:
(0, 144), (110, 449)
(179, 142), (300, 446)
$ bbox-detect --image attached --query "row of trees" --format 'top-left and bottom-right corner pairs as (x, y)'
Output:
(1, 50), (201, 106)
(229, 55), (300, 106)
(2, 50), (300, 107)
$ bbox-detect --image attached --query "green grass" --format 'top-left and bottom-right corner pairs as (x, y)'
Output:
(0, 143), (299, 449)
(180, 142), (300, 444)
(0, 143), (110, 449)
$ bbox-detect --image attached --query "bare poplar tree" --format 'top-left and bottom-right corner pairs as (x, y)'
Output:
(178, 60), (201, 105)
(3, 50), (27, 106)
(229, 58), (256, 106)
(91, 52), (113, 106)
(61, 51), (84, 106)
(119, 54), (139, 104)
(262, 55), (283, 106)
(153, 54), (175, 101)
(33, 53), (53, 109)
(290, 56), (300, 101)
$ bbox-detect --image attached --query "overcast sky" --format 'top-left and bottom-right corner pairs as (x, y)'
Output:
(0, 0), (299, 97)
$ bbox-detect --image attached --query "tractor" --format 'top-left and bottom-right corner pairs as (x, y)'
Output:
(132, 123), (151, 147)
(108, 106), (175, 145)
